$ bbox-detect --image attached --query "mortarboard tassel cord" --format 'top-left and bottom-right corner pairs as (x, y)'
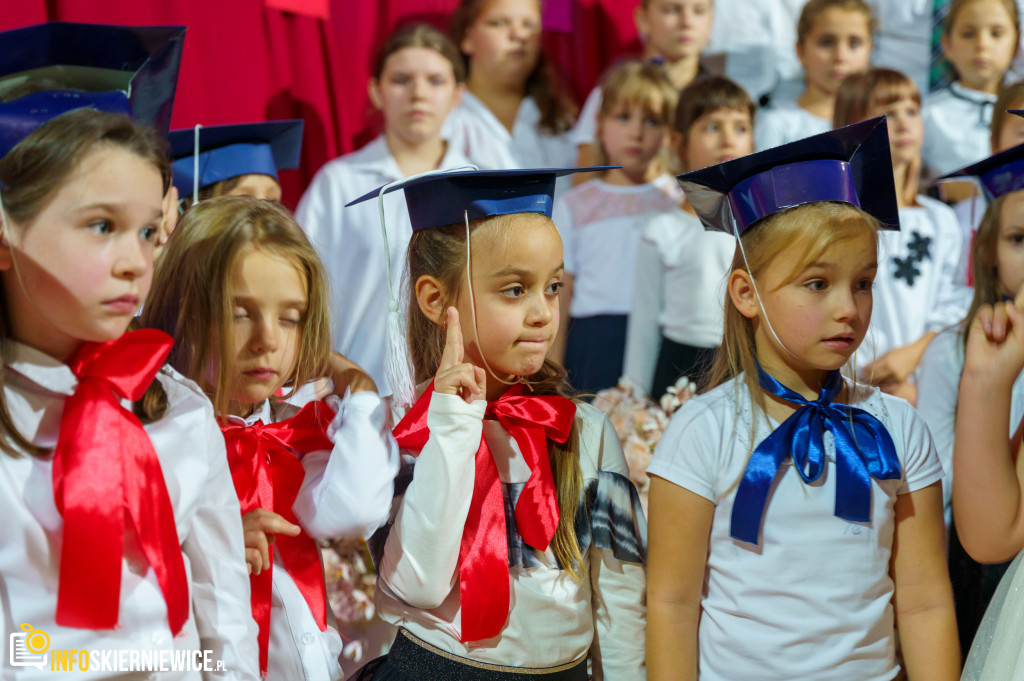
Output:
(192, 124), (202, 204)
(375, 166), (477, 412)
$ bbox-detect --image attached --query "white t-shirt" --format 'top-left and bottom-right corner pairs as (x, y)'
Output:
(917, 327), (1024, 526)
(553, 175), (681, 318)
(624, 209), (735, 395)
(648, 374), (944, 681)
(296, 135), (473, 396)
(753, 102), (832, 152)
(221, 389), (399, 681)
(923, 82), (996, 177)
(375, 393), (646, 678)
(0, 342), (260, 681)
(862, 195), (972, 362)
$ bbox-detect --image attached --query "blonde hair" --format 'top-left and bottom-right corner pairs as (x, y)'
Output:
(595, 60), (678, 169)
(140, 196), (332, 419)
(797, 0), (877, 44)
(405, 212), (587, 578)
(834, 68), (921, 206)
(0, 109), (171, 458)
(706, 202), (880, 417)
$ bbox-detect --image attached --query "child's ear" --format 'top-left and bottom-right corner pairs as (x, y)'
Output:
(367, 78), (384, 111)
(415, 274), (446, 324)
(728, 268), (760, 320)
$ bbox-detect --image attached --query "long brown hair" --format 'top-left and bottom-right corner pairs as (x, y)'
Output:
(450, 0), (578, 135)
(406, 212), (587, 577)
(706, 202), (880, 417)
(962, 194), (1013, 352)
(834, 68), (921, 206)
(140, 196), (332, 419)
(0, 109), (171, 457)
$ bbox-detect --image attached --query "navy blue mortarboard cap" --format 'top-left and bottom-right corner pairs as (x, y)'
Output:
(677, 117), (900, 236)
(346, 166), (613, 230)
(940, 140), (1024, 201)
(0, 22), (185, 158)
(168, 120), (304, 196)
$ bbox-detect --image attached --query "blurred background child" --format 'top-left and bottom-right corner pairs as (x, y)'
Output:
(624, 75), (754, 398)
(573, 0), (714, 172)
(755, 0), (875, 151)
(834, 68), (971, 404)
(551, 60), (681, 394)
(922, 0), (1019, 178)
(444, 0), (577, 179)
(297, 24), (469, 396)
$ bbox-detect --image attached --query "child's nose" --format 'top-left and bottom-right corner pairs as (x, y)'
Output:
(252, 320), (280, 353)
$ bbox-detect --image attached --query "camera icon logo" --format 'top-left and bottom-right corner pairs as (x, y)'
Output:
(9, 623), (49, 669)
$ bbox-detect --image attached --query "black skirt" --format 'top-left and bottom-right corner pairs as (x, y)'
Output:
(651, 336), (717, 398)
(563, 314), (628, 396)
(353, 629), (588, 681)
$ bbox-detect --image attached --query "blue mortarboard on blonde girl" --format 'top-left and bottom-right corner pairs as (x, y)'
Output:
(346, 166), (647, 680)
(0, 21), (262, 680)
(647, 119), (960, 681)
(168, 119), (304, 205)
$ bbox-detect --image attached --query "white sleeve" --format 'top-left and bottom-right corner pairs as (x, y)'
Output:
(887, 396), (946, 496)
(570, 86), (603, 147)
(182, 410), (261, 681)
(292, 390), (400, 541)
(915, 330), (963, 524)
(646, 395), (724, 502)
(552, 198), (576, 275)
(587, 411), (646, 681)
(623, 235), (665, 396)
(295, 165), (339, 256)
(753, 109), (789, 152)
(377, 393), (485, 609)
(926, 206), (972, 332)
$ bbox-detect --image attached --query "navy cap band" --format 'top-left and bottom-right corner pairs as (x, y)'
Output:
(0, 90), (132, 158)
(171, 142), (278, 195)
(728, 159), (861, 234)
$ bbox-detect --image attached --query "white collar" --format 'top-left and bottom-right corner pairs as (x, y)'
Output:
(4, 340), (77, 397)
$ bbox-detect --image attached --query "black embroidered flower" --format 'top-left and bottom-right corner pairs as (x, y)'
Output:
(893, 255), (921, 286)
(907, 231), (932, 262)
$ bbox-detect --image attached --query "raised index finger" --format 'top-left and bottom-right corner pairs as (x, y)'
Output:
(439, 307), (464, 370)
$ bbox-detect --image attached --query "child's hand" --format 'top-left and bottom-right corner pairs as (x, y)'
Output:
(964, 288), (1024, 380)
(434, 307), (486, 403)
(241, 508), (301, 575)
(861, 331), (935, 388)
(326, 351), (378, 395)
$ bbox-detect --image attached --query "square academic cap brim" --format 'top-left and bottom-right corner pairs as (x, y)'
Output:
(676, 116), (900, 236)
(0, 21), (185, 158)
(939, 140), (1024, 202)
(168, 120), (304, 196)
(345, 166), (614, 231)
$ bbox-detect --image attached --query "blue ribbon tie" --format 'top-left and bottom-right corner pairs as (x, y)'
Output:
(729, 367), (902, 545)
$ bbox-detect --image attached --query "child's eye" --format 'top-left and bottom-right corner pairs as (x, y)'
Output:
(88, 219), (114, 235)
(429, 76), (448, 86)
(1008, 233), (1024, 245)
(140, 225), (159, 242)
(818, 36), (836, 48)
(280, 317), (301, 327)
(856, 278), (874, 291)
(501, 285), (525, 298)
(805, 279), (828, 291)
(546, 281), (564, 295)
(849, 37), (864, 49)
(643, 116), (661, 127)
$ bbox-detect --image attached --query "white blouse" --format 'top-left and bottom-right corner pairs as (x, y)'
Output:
(922, 82), (996, 177)
(374, 393), (646, 679)
(0, 342), (259, 681)
(222, 389), (399, 681)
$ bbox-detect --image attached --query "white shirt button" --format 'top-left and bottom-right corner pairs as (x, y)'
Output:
(301, 632), (315, 645)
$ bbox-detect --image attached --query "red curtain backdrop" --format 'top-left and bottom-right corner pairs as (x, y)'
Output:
(0, 0), (640, 207)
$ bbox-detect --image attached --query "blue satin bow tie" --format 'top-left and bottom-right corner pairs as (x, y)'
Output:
(730, 366), (903, 545)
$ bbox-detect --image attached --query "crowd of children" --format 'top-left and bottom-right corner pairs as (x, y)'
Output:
(8, 0), (1024, 679)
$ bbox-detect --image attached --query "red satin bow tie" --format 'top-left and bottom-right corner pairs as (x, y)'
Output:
(51, 329), (188, 634)
(393, 383), (576, 642)
(220, 400), (335, 675)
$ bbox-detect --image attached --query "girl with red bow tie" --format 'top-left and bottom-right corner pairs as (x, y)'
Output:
(0, 23), (261, 681)
(347, 167), (647, 681)
(140, 195), (399, 681)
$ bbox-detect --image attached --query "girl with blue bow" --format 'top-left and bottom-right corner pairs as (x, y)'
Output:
(645, 119), (959, 681)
